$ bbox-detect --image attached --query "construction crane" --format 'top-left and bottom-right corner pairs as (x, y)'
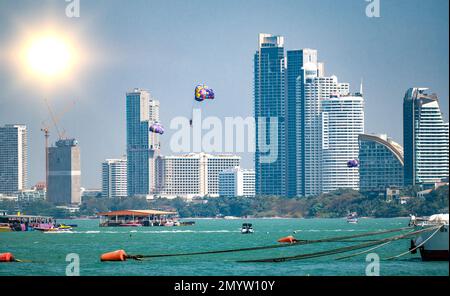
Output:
(40, 98), (76, 189)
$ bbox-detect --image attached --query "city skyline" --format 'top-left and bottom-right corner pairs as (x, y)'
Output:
(0, 0), (448, 188)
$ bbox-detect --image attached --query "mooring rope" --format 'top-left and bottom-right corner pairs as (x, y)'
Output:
(127, 226), (414, 259)
(237, 226), (441, 263)
(384, 225), (443, 260)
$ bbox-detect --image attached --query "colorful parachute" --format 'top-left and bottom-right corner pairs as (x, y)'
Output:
(347, 159), (359, 168)
(149, 122), (164, 135)
(194, 84), (215, 102)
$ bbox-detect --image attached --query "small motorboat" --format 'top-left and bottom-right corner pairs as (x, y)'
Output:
(347, 212), (358, 224)
(241, 223), (254, 234)
(119, 222), (142, 227)
(164, 220), (175, 227)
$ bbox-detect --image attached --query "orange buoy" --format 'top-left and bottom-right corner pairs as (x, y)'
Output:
(100, 250), (128, 262)
(277, 235), (297, 244)
(0, 252), (15, 262)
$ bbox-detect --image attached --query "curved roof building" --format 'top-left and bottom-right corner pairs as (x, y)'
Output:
(358, 134), (404, 192)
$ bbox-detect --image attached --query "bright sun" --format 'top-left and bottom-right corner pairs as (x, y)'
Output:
(25, 35), (74, 78)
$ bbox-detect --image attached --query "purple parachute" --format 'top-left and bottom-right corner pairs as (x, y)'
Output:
(149, 123), (164, 135)
(347, 159), (359, 168)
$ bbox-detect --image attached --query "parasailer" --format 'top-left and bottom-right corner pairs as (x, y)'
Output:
(347, 159), (359, 168)
(191, 84), (215, 126)
(149, 122), (164, 135)
(194, 84), (215, 101)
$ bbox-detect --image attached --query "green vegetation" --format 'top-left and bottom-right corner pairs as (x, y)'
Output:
(1, 186), (447, 218)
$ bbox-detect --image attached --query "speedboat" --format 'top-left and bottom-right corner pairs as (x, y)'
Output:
(409, 214), (449, 261)
(347, 212), (358, 224)
(241, 223), (254, 234)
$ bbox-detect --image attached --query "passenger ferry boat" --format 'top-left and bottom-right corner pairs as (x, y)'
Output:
(0, 212), (61, 232)
(409, 214), (449, 261)
(98, 209), (181, 227)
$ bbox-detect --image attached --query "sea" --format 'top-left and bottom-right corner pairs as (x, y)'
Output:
(0, 218), (448, 276)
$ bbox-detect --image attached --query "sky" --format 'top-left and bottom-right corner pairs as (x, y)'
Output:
(0, 0), (448, 189)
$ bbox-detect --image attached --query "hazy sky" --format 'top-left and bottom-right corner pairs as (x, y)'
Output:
(0, 0), (448, 188)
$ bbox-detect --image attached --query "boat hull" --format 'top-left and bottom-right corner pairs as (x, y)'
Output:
(415, 224), (449, 261)
(419, 249), (449, 261)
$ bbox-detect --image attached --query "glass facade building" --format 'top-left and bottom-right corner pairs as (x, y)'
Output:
(126, 89), (160, 197)
(358, 134), (404, 192)
(403, 88), (449, 186)
(254, 33), (286, 196)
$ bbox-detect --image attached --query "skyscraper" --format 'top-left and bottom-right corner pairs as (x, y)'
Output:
(102, 158), (127, 198)
(126, 89), (160, 197)
(321, 93), (364, 193)
(358, 134), (404, 192)
(0, 124), (27, 194)
(47, 139), (81, 205)
(254, 33), (286, 197)
(299, 72), (350, 196)
(403, 88), (449, 186)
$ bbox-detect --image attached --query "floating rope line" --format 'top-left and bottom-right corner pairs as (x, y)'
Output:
(120, 226), (415, 260)
(237, 226), (441, 263)
(335, 235), (409, 260)
(384, 225), (443, 260)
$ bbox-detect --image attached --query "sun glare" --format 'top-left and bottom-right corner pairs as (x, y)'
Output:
(25, 34), (75, 78)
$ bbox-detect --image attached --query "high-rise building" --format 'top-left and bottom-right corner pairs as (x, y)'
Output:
(300, 72), (350, 196)
(321, 94), (364, 193)
(102, 158), (127, 198)
(156, 153), (240, 199)
(126, 89), (160, 197)
(254, 33), (286, 197)
(218, 167), (255, 197)
(0, 124), (27, 194)
(403, 88), (449, 186)
(358, 134), (404, 192)
(47, 139), (81, 205)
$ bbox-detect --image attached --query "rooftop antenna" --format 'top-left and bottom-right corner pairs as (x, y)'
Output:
(359, 78), (364, 96)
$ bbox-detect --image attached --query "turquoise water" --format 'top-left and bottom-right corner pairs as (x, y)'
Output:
(0, 218), (448, 276)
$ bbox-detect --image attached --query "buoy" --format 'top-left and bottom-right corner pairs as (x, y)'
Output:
(0, 252), (15, 262)
(277, 236), (298, 244)
(100, 250), (128, 262)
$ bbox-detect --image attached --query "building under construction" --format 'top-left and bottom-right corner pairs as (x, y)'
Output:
(47, 139), (81, 205)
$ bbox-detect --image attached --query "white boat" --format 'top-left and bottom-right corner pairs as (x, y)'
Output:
(241, 223), (254, 234)
(347, 212), (358, 224)
(409, 214), (449, 261)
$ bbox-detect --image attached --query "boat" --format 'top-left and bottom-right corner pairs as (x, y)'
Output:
(409, 213), (449, 261)
(98, 209), (179, 227)
(241, 223), (254, 234)
(0, 214), (55, 232)
(0, 223), (12, 232)
(347, 212), (358, 224)
(119, 222), (142, 227)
